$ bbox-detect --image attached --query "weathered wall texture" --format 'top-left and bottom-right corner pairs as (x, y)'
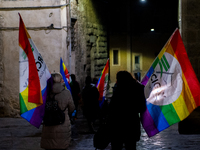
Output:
(178, 0), (200, 134)
(0, 0), (108, 117)
(70, 0), (108, 88)
(0, 0), (68, 117)
(181, 0), (200, 80)
(0, 13), (4, 109)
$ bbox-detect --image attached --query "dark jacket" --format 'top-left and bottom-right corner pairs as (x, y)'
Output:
(70, 81), (80, 107)
(82, 84), (100, 121)
(108, 80), (146, 142)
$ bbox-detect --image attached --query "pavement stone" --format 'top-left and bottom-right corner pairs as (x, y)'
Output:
(1, 117), (200, 150)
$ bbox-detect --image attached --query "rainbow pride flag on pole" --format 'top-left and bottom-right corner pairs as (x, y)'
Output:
(96, 59), (109, 108)
(19, 14), (51, 128)
(60, 58), (71, 93)
(141, 28), (200, 137)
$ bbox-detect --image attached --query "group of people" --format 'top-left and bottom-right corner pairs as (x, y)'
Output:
(40, 71), (146, 150)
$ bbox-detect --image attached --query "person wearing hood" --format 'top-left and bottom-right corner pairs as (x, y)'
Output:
(82, 76), (100, 133)
(41, 72), (75, 150)
(107, 71), (146, 150)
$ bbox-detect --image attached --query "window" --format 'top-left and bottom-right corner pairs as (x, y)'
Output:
(135, 56), (139, 64)
(113, 50), (118, 65)
(132, 53), (142, 71)
(135, 55), (140, 70)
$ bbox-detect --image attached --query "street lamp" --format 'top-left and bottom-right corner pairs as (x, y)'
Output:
(151, 28), (155, 32)
(140, 0), (146, 2)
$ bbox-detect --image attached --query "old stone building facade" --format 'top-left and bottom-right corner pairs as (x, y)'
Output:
(0, 0), (108, 117)
(1, 0), (200, 129)
(70, 0), (108, 80)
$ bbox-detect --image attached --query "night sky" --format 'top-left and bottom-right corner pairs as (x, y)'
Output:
(107, 0), (179, 34)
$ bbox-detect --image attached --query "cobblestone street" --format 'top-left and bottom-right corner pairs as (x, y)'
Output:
(1, 115), (200, 150)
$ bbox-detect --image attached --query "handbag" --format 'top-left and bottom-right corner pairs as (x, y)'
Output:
(93, 122), (110, 149)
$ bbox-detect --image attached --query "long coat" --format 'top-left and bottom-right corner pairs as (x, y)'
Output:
(108, 80), (146, 142)
(41, 83), (75, 149)
(82, 84), (100, 122)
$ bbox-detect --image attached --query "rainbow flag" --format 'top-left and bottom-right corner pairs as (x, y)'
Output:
(97, 59), (109, 108)
(141, 28), (200, 137)
(60, 58), (71, 93)
(19, 14), (51, 128)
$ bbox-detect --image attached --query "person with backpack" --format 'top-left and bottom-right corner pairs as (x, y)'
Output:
(41, 72), (75, 150)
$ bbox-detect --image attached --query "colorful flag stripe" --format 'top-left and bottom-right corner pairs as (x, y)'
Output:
(141, 105), (159, 135)
(97, 59), (109, 108)
(173, 93), (189, 120)
(160, 104), (180, 125)
(19, 14), (41, 104)
(60, 58), (71, 93)
(147, 103), (168, 132)
(141, 29), (200, 137)
(19, 14), (51, 128)
(171, 31), (200, 106)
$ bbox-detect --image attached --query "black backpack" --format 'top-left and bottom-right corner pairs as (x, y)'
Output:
(43, 94), (67, 126)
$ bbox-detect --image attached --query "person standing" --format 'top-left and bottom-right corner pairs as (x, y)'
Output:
(41, 72), (75, 150)
(70, 74), (81, 119)
(82, 76), (100, 133)
(107, 71), (146, 150)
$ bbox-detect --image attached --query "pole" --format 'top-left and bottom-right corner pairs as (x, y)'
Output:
(66, 0), (72, 74)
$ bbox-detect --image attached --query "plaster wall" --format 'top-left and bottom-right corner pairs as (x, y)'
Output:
(0, 0), (108, 117)
(0, 0), (68, 117)
(109, 33), (171, 84)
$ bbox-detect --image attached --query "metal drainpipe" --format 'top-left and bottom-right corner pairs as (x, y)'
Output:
(0, 3), (69, 10)
(67, 0), (72, 74)
(178, 0), (182, 35)
(130, 0), (133, 74)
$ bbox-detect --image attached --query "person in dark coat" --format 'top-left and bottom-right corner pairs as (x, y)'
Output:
(107, 71), (146, 150)
(82, 76), (100, 133)
(70, 74), (80, 119)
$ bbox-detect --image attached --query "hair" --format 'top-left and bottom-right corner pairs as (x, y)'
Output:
(85, 76), (92, 85)
(51, 72), (62, 83)
(92, 77), (98, 85)
(116, 71), (136, 87)
(71, 74), (76, 82)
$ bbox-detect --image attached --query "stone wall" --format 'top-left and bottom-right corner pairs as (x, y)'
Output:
(0, 14), (4, 109)
(0, 0), (108, 117)
(0, 0), (68, 117)
(86, 22), (107, 77)
(179, 0), (200, 134)
(70, 0), (108, 88)
(181, 0), (200, 80)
